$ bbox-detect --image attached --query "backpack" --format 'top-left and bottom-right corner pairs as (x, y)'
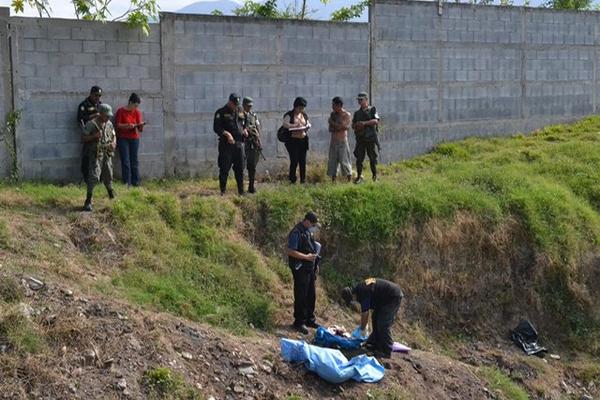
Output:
(277, 111), (308, 143)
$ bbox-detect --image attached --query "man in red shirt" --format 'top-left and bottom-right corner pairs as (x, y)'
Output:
(115, 93), (145, 187)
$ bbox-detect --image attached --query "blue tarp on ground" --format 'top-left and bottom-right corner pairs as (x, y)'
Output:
(280, 338), (385, 384)
(313, 326), (366, 350)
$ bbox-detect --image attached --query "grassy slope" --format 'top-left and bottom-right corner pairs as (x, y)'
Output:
(2, 117), (600, 398)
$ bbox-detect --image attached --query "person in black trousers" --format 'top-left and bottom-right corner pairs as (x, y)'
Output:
(287, 211), (322, 334)
(342, 278), (404, 358)
(283, 97), (310, 184)
(213, 93), (247, 195)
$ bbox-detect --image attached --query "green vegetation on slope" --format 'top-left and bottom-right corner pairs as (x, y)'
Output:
(2, 117), (600, 351)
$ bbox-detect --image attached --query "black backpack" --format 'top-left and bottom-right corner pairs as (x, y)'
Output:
(277, 111), (307, 143)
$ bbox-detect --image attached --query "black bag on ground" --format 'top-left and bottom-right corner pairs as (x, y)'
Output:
(511, 319), (547, 356)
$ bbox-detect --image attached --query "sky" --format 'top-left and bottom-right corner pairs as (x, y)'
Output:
(0, 0), (216, 18)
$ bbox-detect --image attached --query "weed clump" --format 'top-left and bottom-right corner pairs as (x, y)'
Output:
(144, 367), (202, 400)
(477, 366), (529, 400)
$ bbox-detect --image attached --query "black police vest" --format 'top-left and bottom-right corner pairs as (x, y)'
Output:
(288, 222), (316, 269)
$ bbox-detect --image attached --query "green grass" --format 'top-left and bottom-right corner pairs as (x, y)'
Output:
(0, 310), (45, 354)
(108, 190), (278, 334)
(4, 116), (600, 347)
(143, 367), (203, 400)
(477, 366), (529, 400)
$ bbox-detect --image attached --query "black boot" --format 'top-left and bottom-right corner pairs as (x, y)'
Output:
(108, 188), (115, 199)
(248, 171), (256, 194)
(83, 195), (93, 212)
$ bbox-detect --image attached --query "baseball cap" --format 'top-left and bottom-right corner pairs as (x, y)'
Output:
(98, 103), (113, 117)
(242, 97), (254, 106)
(90, 86), (102, 95)
(304, 211), (319, 224)
(229, 93), (241, 105)
(356, 92), (368, 100)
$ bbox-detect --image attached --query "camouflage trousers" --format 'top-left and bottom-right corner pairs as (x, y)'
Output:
(86, 147), (113, 197)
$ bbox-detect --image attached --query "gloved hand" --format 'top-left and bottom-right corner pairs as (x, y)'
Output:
(351, 326), (367, 340)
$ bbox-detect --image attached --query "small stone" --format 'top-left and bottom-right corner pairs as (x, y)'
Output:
(233, 384), (244, 393)
(26, 277), (45, 291)
(68, 384), (77, 394)
(129, 337), (142, 351)
(117, 313), (128, 321)
(550, 354), (561, 360)
(181, 352), (193, 360)
(239, 366), (255, 376)
(195, 383), (203, 390)
(123, 389), (132, 397)
(71, 368), (83, 377)
(61, 288), (73, 297)
(208, 397), (216, 400)
(261, 365), (272, 374)
(214, 377), (220, 383)
(18, 303), (34, 319)
(0, 344), (8, 354)
(60, 346), (67, 356)
(83, 349), (97, 366)
(116, 378), (127, 391)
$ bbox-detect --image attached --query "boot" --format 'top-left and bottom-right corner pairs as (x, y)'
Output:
(83, 195), (93, 212)
(107, 188), (115, 199)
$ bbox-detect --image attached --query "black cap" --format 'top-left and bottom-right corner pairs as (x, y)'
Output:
(229, 93), (240, 105)
(90, 85), (102, 95)
(242, 96), (253, 106)
(304, 211), (319, 224)
(332, 96), (343, 105)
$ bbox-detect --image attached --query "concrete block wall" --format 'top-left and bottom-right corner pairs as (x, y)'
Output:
(372, 0), (600, 160)
(162, 13), (368, 177)
(0, 9), (10, 177)
(2, 2), (600, 181)
(11, 17), (163, 181)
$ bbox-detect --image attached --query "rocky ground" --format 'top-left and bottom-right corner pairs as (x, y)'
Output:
(1, 272), (597, 400)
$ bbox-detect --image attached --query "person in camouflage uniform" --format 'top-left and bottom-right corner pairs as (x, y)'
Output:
(77, 85), (102, 184)
(352, 92), (380, 184)
(82, 104), (116, 212)
(242, 97), (262, 194)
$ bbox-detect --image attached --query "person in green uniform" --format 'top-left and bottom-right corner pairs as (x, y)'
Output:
(82, 104), (116, 212)
(352, 92), (380, 184)
(242, 97), (262, 194)
(77, 86), (102, 184)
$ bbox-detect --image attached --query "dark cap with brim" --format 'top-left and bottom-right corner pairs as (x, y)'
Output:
(356, 92), (368, 100)
(242, 97), (254, 106)
(229, 93), (241, 105)
(304, 211), (319, 224)
(90, 85), (102, 95)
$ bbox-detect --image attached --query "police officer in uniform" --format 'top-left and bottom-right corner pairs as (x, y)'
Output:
(77, 86), (103, 184)
(242, 97), (262, 194)
(287, 211), (322, 334)
(352, 92), (380, 183)
(82, 104), (117, 212)
(342, 278), (404, 358)
(213, 93), (247, 195)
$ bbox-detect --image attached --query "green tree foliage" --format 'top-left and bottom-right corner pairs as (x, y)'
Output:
(546, 0), (591, 9)
(10, 0), (159, 35)
(330, 0), (369, 21)
(233, 0), (309, 18)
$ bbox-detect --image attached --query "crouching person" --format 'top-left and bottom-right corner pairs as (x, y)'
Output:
(342, 278), (403, 358)
(82, 104), (116, 211)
